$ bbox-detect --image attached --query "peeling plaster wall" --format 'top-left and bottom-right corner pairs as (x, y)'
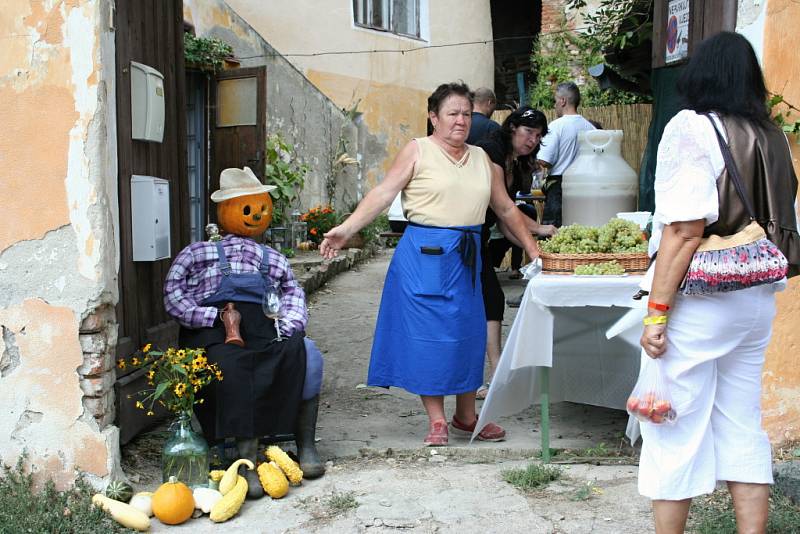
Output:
(223, 0), (494, 186)
(758, 0), (800, 445)
(0, 0), (122, 487)
(183, 0), (379, 210)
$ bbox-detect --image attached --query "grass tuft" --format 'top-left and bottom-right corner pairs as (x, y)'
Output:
(689, 488), (800, 534)
(502, 463), (562, 491)
(0, 456), (132, 533)
(325, 490), (359, 516)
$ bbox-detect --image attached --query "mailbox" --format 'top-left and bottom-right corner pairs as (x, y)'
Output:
(131, 175), (171, 261)
(130, 61), (165, 142)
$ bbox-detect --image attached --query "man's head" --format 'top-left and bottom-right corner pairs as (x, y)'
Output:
(472, 87), (497, 116)
(554, 82), (581, 117)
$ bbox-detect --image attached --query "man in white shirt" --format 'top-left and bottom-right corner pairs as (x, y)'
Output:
(537, 82), (596, 226)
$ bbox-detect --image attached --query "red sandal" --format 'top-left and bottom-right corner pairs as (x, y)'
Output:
(450, 415), (506, 442)
(423, 419), (448, 446)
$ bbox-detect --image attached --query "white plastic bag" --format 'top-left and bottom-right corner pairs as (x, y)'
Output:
(626, 357), (677, 425)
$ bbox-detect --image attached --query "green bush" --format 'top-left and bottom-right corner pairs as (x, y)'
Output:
(0, 457), (133, 533)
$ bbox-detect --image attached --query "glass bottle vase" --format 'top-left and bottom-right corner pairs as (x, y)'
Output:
(161, 412), (209, 488)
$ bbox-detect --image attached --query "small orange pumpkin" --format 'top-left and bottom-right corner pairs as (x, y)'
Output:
(151, 476), (194, 525)
(217, 192), (273, 238)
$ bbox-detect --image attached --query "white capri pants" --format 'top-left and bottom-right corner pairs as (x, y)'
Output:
(638, 284), (777, 500)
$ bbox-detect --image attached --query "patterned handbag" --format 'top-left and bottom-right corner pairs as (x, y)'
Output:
(680, 116), (789, 295)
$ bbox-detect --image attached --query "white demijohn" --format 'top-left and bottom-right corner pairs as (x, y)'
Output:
(561, 130), (638, 227)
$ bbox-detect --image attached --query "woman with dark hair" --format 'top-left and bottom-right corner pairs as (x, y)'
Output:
(320, 83), (541, 446)
(473, 107), (557, 399)
(638, 31), (798, 533)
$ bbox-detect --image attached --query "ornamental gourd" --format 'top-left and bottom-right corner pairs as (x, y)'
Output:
(217, 192), (273, 238)
(151, 476), (194, 525)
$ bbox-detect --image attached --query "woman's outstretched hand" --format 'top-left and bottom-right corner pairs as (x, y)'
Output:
(319, 225), (351, 260)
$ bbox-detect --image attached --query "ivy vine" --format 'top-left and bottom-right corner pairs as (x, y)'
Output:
(529, 18), (651, 109)
(184, 33), (233, 72)
(768, 94), (800, 142)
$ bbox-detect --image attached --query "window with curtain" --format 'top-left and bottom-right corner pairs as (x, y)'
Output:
(353, 0), (420, 38)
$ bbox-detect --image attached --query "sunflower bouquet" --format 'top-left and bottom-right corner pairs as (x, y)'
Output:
(118, 345), (223, 416)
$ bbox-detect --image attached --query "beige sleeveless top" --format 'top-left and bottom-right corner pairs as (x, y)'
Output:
(401, 137), (492, 227)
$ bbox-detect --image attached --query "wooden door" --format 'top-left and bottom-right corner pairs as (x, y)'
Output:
(210, 66), (267, 215)
(114, 0), (189, 443)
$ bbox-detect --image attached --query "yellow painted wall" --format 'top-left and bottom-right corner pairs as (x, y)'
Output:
(760, 0), (800, 444)
(224, 0), (494, 183)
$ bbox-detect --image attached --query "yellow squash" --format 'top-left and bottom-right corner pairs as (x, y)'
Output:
(218, 458), (255, 495)
(266, 446), (303, 485)
(92, 494), (151, 531)
(209, 474), (247, 522)
(257, 461), (289, 499)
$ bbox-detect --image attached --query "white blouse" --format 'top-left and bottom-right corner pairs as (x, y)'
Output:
(648, 110), (726, 255)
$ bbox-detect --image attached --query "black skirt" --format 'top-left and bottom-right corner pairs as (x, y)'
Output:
(180, 302), (306, 441)
(480, 242), (505, 322)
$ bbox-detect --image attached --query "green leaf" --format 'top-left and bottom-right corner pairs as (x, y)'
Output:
(173, 363), (188, 376)
(769, 94), (784, 107)
(154, 382), (169, 400)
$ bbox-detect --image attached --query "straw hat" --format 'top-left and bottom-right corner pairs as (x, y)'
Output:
(210, 167), (276, 203)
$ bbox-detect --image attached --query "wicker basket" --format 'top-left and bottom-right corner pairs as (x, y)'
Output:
(539, 251), (649, 274)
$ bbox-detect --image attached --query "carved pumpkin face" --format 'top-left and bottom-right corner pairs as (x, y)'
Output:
(217, 192), (273, 238)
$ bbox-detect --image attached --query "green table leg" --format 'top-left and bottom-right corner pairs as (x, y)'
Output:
(540, 366), (551, 463)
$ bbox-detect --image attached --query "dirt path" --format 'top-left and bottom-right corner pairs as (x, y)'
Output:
(127, 248), (653, 533)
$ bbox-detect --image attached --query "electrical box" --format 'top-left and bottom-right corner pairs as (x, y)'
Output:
(131, 175), (171, 261)
(130, 61), (165, 142)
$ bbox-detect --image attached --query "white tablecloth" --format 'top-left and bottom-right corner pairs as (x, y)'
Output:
(474, 274), (647, 440)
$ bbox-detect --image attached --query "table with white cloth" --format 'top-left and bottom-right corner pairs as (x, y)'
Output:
(473, 273), (647, 461)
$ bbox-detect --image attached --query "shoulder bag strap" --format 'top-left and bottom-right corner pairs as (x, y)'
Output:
(704, 114), (757, 221)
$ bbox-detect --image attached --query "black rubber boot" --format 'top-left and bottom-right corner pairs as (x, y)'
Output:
(295, 395), (326, 479)
(236, 438), (264, 499)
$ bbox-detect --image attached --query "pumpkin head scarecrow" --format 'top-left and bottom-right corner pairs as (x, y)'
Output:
(163, 167), (326, 498)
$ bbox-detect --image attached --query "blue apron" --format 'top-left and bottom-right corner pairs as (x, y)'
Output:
(367, 222), (486, 396)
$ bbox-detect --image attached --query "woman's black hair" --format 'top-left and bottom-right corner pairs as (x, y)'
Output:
(488, 106), (548, 173)
(677, 31), (769, 122)
(427, 82), (473, 114)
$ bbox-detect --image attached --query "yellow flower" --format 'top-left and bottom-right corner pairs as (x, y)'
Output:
(117, 359), (126, 370)
(215, 370), (223, 381)
(147, 370), (155, 380)
(174, 383), (187, 397)
(142, 343), (152, 353)
(131, 357), (140, 366)
(177, 349), (186, 358)
(146, 411), (154, 416)
(198, 398), (204, 404)
(135, 401), (144, 409)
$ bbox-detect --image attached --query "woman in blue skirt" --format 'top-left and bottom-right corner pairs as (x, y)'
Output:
(321, 83), (541, 446)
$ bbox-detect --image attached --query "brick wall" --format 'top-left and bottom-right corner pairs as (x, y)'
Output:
(78, 305), (117, 429)
(541, 0), (569, 33)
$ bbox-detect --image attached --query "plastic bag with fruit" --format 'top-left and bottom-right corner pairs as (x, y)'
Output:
(626, 357), (677, 425)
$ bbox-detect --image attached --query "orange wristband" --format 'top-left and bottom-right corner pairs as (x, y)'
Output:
(648, 301), (670, 312)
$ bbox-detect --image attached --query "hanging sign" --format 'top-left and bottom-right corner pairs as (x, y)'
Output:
(665, 0), (690, 64)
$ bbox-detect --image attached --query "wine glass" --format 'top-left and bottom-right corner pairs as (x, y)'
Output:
(262, 283), (282, 341)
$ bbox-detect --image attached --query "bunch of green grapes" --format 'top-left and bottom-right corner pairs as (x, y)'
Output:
(540, 218), (647, 254)
(539, 224), (601, 253)
(574, 261), (626, 275)
(597, 218), (648, 253)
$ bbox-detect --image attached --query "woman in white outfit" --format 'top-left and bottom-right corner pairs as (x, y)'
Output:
(639, 32), (799, 533)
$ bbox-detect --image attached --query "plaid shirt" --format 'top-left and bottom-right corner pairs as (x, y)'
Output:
(163, 235), (307, 336)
